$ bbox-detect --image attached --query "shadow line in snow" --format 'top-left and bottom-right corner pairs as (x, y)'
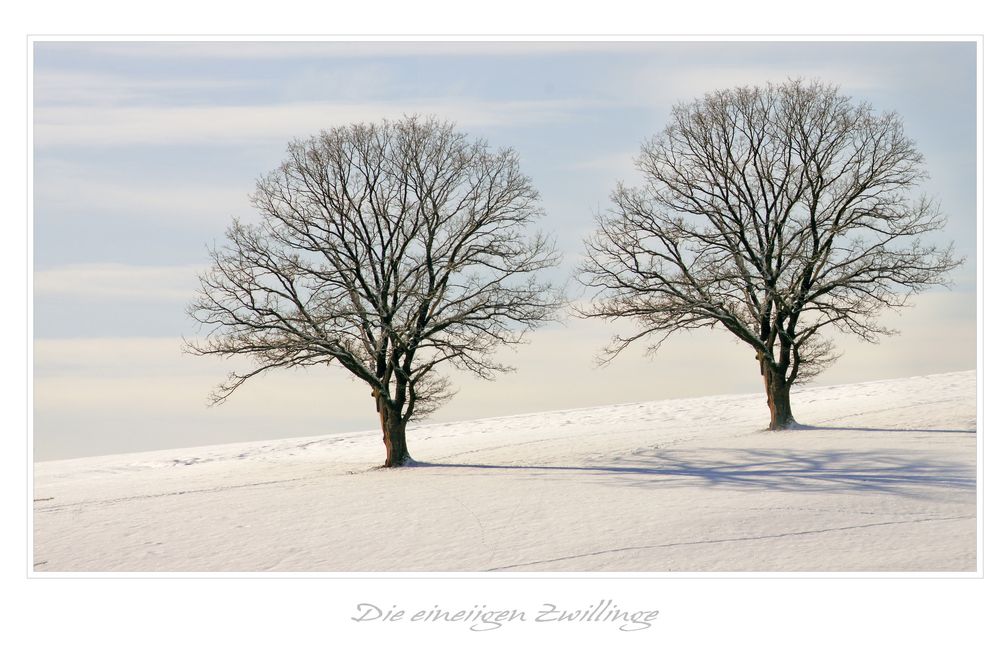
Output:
(416, 448), (975, 496)
(794, 425), (976, 435)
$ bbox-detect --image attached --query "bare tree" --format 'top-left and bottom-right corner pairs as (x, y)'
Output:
(187, 117), (561, 466)
(578, 80), (961, 430)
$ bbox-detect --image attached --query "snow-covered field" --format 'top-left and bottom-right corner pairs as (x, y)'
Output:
(33, 371), (977, 572)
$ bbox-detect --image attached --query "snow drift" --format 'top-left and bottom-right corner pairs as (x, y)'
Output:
(33, 371), (977, 572)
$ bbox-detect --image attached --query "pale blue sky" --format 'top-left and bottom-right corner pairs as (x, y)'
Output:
(32, 40), (978, 460)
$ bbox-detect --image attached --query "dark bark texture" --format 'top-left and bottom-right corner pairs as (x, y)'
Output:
(579, 80), (961, 430)
(187, 117), (561, 465)
(762, 362), (795, 430)
(377, 398), (410, 467)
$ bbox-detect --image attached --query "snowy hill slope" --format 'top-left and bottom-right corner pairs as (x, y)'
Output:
(33, 371), (977, 572)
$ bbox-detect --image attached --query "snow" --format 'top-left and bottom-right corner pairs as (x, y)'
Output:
(32, 370), (977, 572)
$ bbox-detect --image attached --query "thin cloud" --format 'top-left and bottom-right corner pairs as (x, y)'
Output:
(33, 98), (597, 148)
(617, 63), (892, 111)
(34, 263), (205, 301)
(33, 69), (258, 107)
(566, 151), (639, 173)
(34, 40), (667, 62)
(35, 161), (251, 220)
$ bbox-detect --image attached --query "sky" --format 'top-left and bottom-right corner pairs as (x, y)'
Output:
(31, 40), (978, 461)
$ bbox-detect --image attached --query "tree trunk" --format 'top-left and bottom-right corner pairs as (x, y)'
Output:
(376, 398), (410, 467)
(762, 364), (796, 430)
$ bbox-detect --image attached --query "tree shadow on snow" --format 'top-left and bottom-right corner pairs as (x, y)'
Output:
(792, 425), (976, 435)
(419, 448), (975, 497)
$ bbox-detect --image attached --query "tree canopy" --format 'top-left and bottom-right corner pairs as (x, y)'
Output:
(579, 80), (961, 429)
(187, 117), (562, 464)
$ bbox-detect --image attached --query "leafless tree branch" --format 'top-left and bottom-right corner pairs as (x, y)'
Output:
(578, 80), (962, 429)
(187, 116), (563, 464)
